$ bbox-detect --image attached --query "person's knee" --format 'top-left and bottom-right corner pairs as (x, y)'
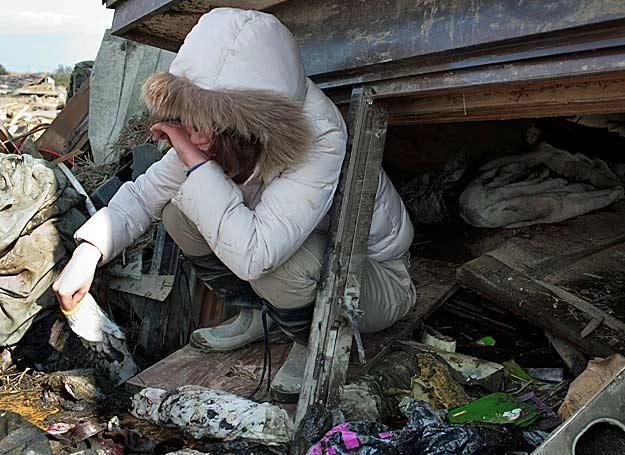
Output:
(161, 203), (212, 256)
(161, 202), (182, 234)
(251, 232), (326, 309)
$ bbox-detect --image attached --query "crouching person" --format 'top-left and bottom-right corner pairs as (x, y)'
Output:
(53, 8), (416, 401)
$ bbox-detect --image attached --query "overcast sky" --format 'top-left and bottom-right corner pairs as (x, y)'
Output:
(0, 1), (114, 73)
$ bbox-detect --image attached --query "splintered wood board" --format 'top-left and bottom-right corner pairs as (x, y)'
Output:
(127, 342), (292, 396)
(458, 201), (625, 357)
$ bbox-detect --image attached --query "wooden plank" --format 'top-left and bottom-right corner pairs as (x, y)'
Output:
(457, 254), (624, 357)
(385, 71), (625, 124)
(36, 80), (89, 154)
(315, 26), (625, 90)
(292, 88), (387, 454)
(108, 274), (175, 300)
(127, 343), (292, 396)
(372, 48), (625, 100)
(456, 204), (625, 358)
(545, 332), (587, 377)
(111, 0), (181, 35)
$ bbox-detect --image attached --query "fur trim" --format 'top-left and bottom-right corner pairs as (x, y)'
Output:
(142, 72), (312, 181)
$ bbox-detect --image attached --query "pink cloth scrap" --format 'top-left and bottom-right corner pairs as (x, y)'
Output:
(341, 430), (360, 449)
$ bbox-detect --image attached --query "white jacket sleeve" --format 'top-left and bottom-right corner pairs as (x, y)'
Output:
(172, 115), (347, 281)
(74, 149), (187, 262)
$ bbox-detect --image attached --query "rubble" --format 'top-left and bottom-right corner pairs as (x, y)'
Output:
(2, 16), (625, 455)
(0, 74), (66, 142)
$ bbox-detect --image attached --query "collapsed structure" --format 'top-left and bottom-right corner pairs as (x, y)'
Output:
(1, 1), (625, 454)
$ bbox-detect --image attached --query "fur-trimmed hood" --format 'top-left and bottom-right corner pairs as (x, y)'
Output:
(142, 8), (312, 182)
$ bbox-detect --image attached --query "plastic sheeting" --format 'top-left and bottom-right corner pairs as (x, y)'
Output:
(308, 399), (541, 455)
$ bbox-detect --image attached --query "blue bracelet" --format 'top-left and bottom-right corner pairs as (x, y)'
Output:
(186, 160), (209, 177)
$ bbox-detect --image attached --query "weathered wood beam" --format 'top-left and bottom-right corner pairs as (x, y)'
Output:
(292, 88), (388, 454)
(383, 69), (625, 124)
(457, 255), (625, 358)
(372, 48), (625, 100)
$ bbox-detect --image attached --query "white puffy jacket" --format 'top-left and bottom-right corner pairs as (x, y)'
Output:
(75, 8), (413, 281)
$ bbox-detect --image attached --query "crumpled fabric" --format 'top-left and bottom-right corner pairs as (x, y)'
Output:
(70, 294), (139, 386)
(131, 385), (293, 445)
(401, 151), (467, 225)
(0, 153), (84, 345)
(459, 143), (624, 228)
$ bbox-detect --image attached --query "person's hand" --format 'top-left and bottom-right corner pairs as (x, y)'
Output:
(53, 242), (102, 313)
(150, 122), (212, 168)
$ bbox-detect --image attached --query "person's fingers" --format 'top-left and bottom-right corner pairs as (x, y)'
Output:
(55, 284), (76, 311)
(73, 287), (88, 308)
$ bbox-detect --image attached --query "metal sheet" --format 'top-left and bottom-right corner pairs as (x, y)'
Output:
(534, 367), (625, 454)
(109, 274), (175, 301)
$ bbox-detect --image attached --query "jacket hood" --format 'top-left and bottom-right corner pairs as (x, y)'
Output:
(142, 8), (312, 181)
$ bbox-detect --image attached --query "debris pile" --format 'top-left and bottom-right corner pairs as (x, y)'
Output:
(1, 33), (625, 455)
(0, 74), (66, 143)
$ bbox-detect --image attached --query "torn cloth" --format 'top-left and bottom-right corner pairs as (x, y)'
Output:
(131, 385), (293, 445)
(0, 153), (84, 345)
(459, 143), (624, 228)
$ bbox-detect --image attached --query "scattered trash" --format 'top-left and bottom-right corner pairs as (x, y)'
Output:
(518, 392), (562, 431)
(504, 360), (541, 384)
(131, 385), (293, 445)
(421, 325), (457, 352)
(310, 399), (538, 454)
(525, 368), (564, 383)
(411, 353), (470, 409)
(475, 336), (496, 347)
(0, 73), (65, 141)
(396, 341), (505, 392)
(44, 368), (106, 402)
(558, 353), (625, 419)
(447, 392), (539, 427)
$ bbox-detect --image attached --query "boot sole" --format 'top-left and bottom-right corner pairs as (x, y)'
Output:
(270, 387), (300, 403)
(188, 333), (266, 353)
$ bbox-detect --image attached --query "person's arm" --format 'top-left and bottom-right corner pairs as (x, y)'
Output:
(73, 148), (188, 263)
(175, 108), (348, 280)
(54, 148), (187, 312)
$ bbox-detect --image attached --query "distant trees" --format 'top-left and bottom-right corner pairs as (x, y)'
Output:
(51, 64), (73, 87)
(0, 64), (7, 75)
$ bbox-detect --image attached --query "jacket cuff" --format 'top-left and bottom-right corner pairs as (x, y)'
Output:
(73, 207), (115, 264)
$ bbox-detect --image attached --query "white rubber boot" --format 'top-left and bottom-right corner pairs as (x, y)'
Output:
(270, 342), (308, 402)
(189, 308), (271, 352)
